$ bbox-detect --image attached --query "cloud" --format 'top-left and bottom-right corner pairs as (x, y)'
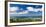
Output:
(33, 8), (42, 12)
(27, 7), (34, 11)
(19, 11), (28, 14)
(10, 10), (28, 14)
(10, 7), (42, 15)
(10, 13), (15, 14)
(10, 7), (19, 11)
(27, 7), (42, 12)
(10, 7), (29, 14)
(16, 11), (28, 14)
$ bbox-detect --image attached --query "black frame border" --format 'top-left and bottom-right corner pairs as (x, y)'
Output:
(5, 1), (45, 26)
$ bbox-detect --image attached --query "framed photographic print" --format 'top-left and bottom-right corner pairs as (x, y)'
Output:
(5, 1), (45, 26)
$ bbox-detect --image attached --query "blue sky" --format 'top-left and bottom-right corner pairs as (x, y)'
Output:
(10, 4), (42, 12)
(10, 4), (42, 16)
(10, 4), (42, 10)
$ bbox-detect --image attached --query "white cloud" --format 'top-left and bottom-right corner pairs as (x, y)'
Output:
(34, 8), (42, 12)
(27, 7), (34, 11)
(37, 8), (42, 11)
(10, 7), (42, 15)
(10, 7), (19, 11)
(16, 11), (28, 14)
(10, 13), (15, 14)
(10, 10), (28, 14)
(27, 7), (42, 12)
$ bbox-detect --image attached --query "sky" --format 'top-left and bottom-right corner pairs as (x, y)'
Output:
(9, 4), (42, 15)
(10, 4), (42, 11)
(10, 4), (42, 9)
